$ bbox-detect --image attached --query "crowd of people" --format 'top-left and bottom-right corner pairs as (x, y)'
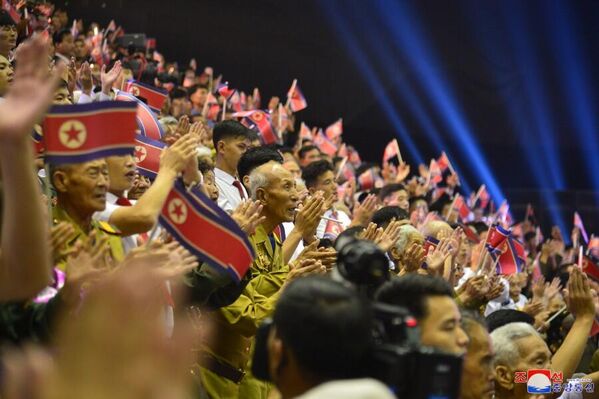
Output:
(0, 2), (599, 399)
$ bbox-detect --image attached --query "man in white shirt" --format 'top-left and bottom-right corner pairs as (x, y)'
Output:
(212, 120), (252, 213)
(93, 134), (200, 252)
(301, 160), (351, 241)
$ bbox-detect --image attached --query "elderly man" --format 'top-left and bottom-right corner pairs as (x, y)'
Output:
(490, 268), (596, 399)
(51, 159), (125, 267)
(198, 161), (325, 399)
(460, 313), (496, 399)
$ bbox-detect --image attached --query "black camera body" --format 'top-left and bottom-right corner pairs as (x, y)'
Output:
(252, 238), (463, 399)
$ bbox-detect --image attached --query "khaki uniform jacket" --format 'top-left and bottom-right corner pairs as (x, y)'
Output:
(199, 224), (288, 399)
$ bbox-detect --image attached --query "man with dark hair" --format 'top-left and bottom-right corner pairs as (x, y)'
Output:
(460, 312), (495, 399)
(212, 120), (252, 212)
(53, 28), (75, 64)
(371, 206), (409, 229)
(485, 309), (534, 333)
(188, 84), (208, 114)
(265, 275), (393, 399)
(169, 87), (192, 118)
(379, 183), (409, 211)
(0, 11), (17, 57)
(298, 145), (320, 167)
(302, 160), (351, 240)
(376, 274), (469, 355)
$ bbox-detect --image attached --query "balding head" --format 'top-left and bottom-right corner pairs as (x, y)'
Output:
(421, 220), (452, 239)
(249, 161), (299, 228)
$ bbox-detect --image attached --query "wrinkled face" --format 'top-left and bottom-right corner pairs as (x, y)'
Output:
(420, 296), (469, 355)
(461, 323), (495, 399)
(106, 155), (136, 193)
(217, 136), (250, 173)
(507, 274), (523, 299)
(54, 159), (109, 215)
(496, 334), (551, 399)
(384, 189), (409, 211)
(0, 54), (13, 95)
(0, 25), (17, 51)
(311, 170), (337, 202)
(128, 172), (150, 200)
(56, 33), (75, 57)
(300, 148), (320, 167)
(410, 199), (428, 215)
(53, 86), (73, 105)
(203, 170), (219, 202)
(260, 164), (299, 224)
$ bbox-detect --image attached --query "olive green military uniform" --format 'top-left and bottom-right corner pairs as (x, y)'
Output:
(198, 224), (288, 399)
(52, 205), (125, 270)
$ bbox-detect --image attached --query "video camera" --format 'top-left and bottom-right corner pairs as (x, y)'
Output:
(332, 236), (464, 399)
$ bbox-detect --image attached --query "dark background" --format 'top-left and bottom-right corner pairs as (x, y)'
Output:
(59, 0), (599, 233)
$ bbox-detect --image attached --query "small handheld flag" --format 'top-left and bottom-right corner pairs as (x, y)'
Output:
(159, 180), (254, 283)
(115, 90), (165, 140)
(232, 110), (279, 145)
(573, 212), (589, 244)
(313, 129), (338, 156)
(383, 139), (402, 164)
(125, 80), (168, 114)
(286, 79), (308, 112)
(134, 134), (165, 179)
(43, 102), (138, 165)
(325, 118), (343, 140)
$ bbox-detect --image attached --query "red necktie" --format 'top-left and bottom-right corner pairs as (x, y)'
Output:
(232, 180), (246, 200)
(116, 196), (132, 206)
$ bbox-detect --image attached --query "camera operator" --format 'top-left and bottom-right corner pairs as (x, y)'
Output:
(375, 274), (469, 355)
(252, 275), (395, 399)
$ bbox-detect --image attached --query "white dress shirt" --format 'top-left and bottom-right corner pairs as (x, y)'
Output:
(214, 167), (247, 213)
(93, 192), (138, 254)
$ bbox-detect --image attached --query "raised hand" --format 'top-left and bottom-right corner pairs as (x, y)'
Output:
(77, 61), (93, 95)
(287, 259), (326, 283)
(0, 35), (65, 142)
(395, 162), (410, 183)
(231, 200), (266, 235)
(401, 242), (425, 274)
(563, 267), (595, 320)
(100, 60), (122, 95)
(159, 134), (199, 175)
(49, 222), (75, 263)
(351, 194), (378, 226)
(374, 219), (403, 252)
(294, 194), (325, 242)
(175, 115), (191, 137)
(425, 238), (453, 277)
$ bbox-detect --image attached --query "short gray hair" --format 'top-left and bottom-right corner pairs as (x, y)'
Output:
(249, 168), (269, 200)
(394, 225), (423, 253)
(490, 322), (540, 367)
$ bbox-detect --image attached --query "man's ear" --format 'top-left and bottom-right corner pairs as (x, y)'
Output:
(256, 187), (267, 204)
(494, 365), (514, 391)
(389, 246), (401, 261)
(308, 186), (316, 195)
(216, 140), (226, 154)
(52, 170), (69, 193)
(242, 175), (250, 189)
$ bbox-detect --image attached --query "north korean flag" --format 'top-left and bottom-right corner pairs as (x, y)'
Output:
(496, 237), (525, 275)
(582, 254), (599, 283)
(485, 224), (511, 258)
(115, 90), (165, 140)
(423, 235), (439, 254)
(383, 139), (401, 164)
(574, 212), (589, 244)
(217, 82), (235, 100)
(453, 194), (471, 221)
(42, 102), (137, 165)
(358, 168), (375, 191)
(159, 180), (254, 283)
(428, 159), (443, 185)
(287, 79), (308, 112)
(313, 129), (338, 156)
(233, 110), (279, 145)
(125, 80), (168, 114)
(2, 0), (20, 23)
(437, 151), (451, 172)
(325, 118), (343, 140)
(134, 134), (165, 179)
(299, 122), (313, 140)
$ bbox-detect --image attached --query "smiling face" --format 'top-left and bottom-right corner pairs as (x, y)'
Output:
(106, 155), (136, 195)
(0, 54), (13, 96)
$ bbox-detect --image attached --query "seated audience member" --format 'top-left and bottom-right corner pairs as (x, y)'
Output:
(388, 224), (425, 274)
(378, 183), (410, 211)
(263, 275), (394, 399)
(198, 161), (325, 399)
(298, 145), (320, 167)
(302, 160), (351, 240)
(460, 312), (495, 399)
(0, 11), (17, 57)
(371, 205), (409, 229)
(376, 274), (469, 355)
(93, 135), (199, 251)
(213, 120), (253, 212)
(491, 268), (596, 399)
